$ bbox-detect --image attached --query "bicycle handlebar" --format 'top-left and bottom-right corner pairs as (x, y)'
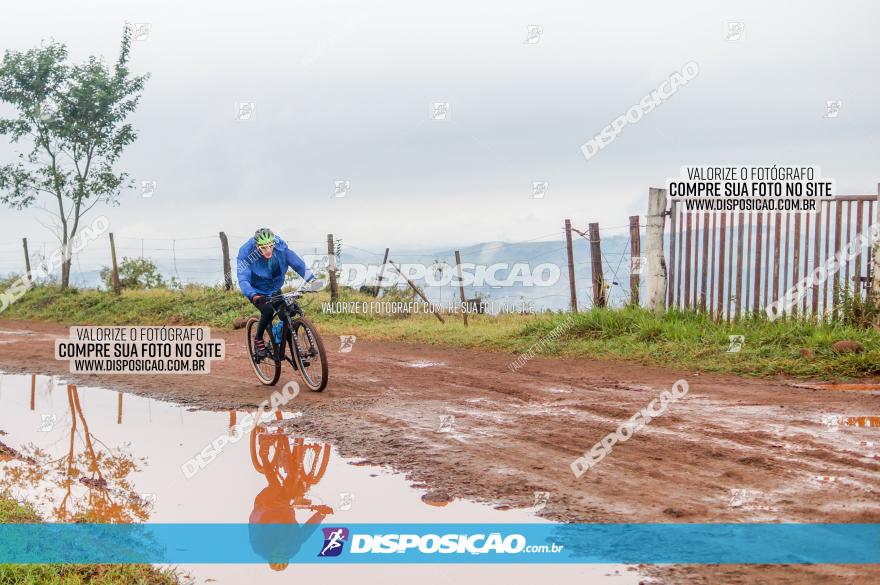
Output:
(263, 287), (318, 305)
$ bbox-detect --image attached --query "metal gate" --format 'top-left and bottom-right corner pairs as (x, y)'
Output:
(666, 194), (878, 319)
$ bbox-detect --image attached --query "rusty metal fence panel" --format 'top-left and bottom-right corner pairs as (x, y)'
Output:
(666, 194), (878, 319)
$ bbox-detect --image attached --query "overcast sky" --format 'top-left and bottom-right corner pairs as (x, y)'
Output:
(1, 0), (878, 256)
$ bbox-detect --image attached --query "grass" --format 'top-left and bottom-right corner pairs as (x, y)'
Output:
(2, 280), (878, 379)
(0, 492), (182, 584)
(0, 493), (39, 523)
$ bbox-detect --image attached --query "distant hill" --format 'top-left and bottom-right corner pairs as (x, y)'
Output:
(4, 235), (643, 312)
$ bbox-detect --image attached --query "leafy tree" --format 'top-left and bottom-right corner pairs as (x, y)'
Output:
(100, 256), (165, 290)
(0, 26), (148, 288)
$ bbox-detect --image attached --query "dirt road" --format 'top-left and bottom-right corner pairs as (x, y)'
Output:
(1, 319), (878, 583)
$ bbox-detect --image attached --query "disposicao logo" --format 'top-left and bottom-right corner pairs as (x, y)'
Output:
(318, 527), (349, 557)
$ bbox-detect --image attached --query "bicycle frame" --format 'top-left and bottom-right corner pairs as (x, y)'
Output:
(266, 293), (306, 371)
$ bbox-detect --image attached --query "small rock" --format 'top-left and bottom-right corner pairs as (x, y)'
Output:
(800, 348), (816, 358)
(832, 340), (864, 354)
(662, 507), (686, 518)
(421, 490), (453, 507)
(232, 317), (248, 330)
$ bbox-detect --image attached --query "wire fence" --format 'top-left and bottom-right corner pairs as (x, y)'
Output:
(6, 191), (876, 319)
(0, 222), (645, 314)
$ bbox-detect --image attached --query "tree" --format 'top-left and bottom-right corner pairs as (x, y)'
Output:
(100, 256), (164, 290)
(0, 26), (148, 288)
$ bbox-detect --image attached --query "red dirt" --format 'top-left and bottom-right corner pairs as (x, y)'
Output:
(1, 318), (878, 584)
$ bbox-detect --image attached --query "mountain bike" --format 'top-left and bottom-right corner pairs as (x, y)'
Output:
(246, 288), (328, 391)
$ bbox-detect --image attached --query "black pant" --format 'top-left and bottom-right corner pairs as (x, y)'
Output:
(251, 291), (283, 340)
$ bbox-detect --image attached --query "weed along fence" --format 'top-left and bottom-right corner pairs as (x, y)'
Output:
(661, 187), (880, 320)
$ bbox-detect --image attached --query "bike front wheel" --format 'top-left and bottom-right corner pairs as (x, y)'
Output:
(289, 317), (328, 391)
(246, 316), (281, 386)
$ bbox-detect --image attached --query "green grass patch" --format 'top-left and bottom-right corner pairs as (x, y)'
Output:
(3, 282), (878, 379)
(0, 493), (39, 523)
(0, 491), (182, 584)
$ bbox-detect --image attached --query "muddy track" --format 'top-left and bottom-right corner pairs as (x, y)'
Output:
(1, 319), (878, 584)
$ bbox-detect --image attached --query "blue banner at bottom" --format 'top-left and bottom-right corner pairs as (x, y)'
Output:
(0, 524), (877, 564)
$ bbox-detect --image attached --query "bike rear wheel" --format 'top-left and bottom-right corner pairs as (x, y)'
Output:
(289, 317), (328, 391)
(246, 316), (281, 386)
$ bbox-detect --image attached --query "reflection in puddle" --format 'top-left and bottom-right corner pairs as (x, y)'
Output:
(840, 416), (880, 428)
(820, 414), (880, 432)
(248, 410), (333, 570)
(0, 372), (636, 584)
(1, 383), (150, 522)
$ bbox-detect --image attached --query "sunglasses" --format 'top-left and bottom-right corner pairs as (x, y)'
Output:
(257, 242), (275, 250)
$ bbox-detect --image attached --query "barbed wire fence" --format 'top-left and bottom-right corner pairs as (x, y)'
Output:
(0, 220), (645, 314)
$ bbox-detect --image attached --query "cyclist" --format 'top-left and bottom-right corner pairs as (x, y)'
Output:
(237, 228), (316, 358)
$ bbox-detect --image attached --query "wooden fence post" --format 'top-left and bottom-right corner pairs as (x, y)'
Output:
(22, 238), (32, 282)
(564, 219), (578, 312)
(773, 213), (782, 311)
(812, 207), (822, 316)
(376, 247), (390, 297)
(708, 213), (717, 316)
(854, 202), (864, 297)
(454, 250), (468, 327)
(735, 212), (745, 319)
(629, 215), (640, 305)
(109, 233), (121, 294)
(219, 231), (232, 290)
(763, 213), (772, 311)
(327, 233), (339, 302)
(700, 213), (710, 312)
(753, 212), (764, 314)
(588, 222), (605, 308)
(684, 212), (693, 308)
(645, 187), (668, 313)
(871, 184), (880, 310)
(717, 213), (727, 319)
(833, 203), (843, 311)
(792, 214), (801, 317)
(667, 202), (678, 309)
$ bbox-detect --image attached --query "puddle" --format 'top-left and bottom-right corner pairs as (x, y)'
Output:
(727, 488), (776, 512)
(796, 382), (880, 392)
(0, 329), (56, 345)
(0, 372), (636, 584)
(405, 360), (446, 368)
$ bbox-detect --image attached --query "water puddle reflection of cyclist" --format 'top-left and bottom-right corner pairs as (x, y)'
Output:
(248, 411), (332, 570)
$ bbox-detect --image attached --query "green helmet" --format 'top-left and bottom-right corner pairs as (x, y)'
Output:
(254, 228), (275, 246)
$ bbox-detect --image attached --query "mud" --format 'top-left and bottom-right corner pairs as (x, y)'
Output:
(1, 319), (878, 584)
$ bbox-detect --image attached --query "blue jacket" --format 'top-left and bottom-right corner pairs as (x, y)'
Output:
(236, 236), (315, 300)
